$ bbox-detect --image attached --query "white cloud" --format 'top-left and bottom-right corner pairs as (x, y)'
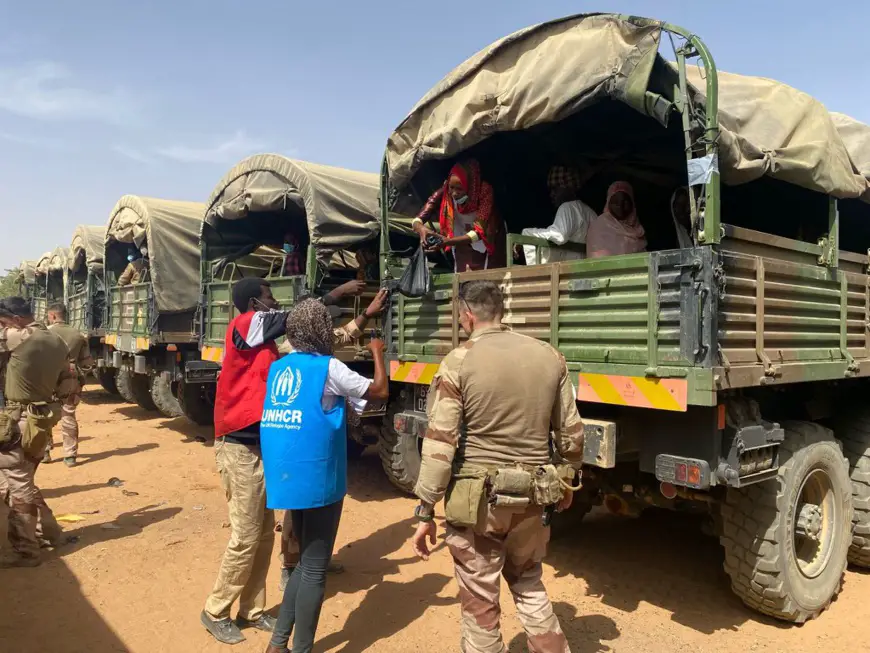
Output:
(0, 61), (139, 125)
(112, 144), (154, 164)
(0, 130), (66, 150)
(155, 130), (266, 164)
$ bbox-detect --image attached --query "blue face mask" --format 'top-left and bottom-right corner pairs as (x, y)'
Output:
(283, 243), (296, 254)
(454, 194), (469, 206)
(127, 254), (135, 262)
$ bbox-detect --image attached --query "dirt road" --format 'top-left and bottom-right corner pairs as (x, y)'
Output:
(1, 385), (869, 653)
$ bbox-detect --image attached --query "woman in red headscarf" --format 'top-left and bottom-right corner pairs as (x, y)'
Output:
(586, 181), (647, 258)
(411, 160), (506, 271)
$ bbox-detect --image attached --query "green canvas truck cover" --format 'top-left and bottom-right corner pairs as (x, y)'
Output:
(386, 12), (870, 204)
(204, 154), (381, 252)
(69, 225), (106, 274)
(105, 195), (204, 313)
(16, 260), (37, 285)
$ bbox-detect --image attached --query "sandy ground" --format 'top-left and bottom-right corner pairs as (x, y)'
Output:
(1, 385), (869, 653)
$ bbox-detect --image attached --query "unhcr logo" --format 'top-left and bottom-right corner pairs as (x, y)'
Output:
(271, 365), (302, 407)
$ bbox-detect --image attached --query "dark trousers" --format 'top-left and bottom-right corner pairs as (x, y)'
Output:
(270, 499), (343, 652)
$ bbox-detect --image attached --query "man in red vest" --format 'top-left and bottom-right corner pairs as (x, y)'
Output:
(201, 277), (285, 645)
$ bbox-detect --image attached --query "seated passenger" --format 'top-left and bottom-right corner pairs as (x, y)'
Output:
(671, 187), (693, 249)
(118, 246), (148, 285)
(411, 159), (506, 272)
(587, 181), (647, 258)
(282, 232), (303, 276)
(521, 166), (598, 265)
(354, 244), (378, 281)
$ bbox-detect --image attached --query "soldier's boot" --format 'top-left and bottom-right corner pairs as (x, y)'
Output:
(4, 505), (42, 566)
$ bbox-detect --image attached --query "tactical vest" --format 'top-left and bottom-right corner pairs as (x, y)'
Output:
(260, 352), (347, 510)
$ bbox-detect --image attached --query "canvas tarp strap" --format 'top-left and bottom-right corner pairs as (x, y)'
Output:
(106, 195), (204, 313)
(69, 225), (106, 273)
(386, 12), (870, 203)
(204, 154), (381, 249)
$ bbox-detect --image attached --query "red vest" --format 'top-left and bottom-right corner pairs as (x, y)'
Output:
(213, 312), (279, 437)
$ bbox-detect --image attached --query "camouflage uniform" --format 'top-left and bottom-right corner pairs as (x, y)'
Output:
(278, 320), (361, 568)
(416, 326), (585, 653)
(0, 323), (76, 563)
(47, 321), (92, 461)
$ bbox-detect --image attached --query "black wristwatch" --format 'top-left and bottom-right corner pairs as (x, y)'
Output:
(414, 503), (435, 522)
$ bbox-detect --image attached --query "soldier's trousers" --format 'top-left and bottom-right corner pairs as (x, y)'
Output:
(0, 440), (62, 559)
(446, 503), (570, 653)
(47, 395), (80, 459)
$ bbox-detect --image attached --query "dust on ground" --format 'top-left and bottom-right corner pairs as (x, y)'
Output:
(1, 385), (868, 653)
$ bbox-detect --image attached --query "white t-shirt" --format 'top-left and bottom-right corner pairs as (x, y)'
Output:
(522, 200), (597, 265)
(282, 350), (371, 414)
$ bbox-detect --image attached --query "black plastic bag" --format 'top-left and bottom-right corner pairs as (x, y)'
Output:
(397, 246), (431, 298)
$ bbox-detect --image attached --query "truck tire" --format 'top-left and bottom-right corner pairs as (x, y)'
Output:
(115, 368), (136, 404)
(97, 368), (119, 395)
(150, 375), (183, 418)
(130, 373), (158, 412)
(719, 421), (852, 623)
(378, 403), (421, 494)
(832, 413), (870, 567)
(178, 381), (215, 426)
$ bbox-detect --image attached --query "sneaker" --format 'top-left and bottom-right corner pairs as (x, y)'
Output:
(64, 457), (77, 468)
(200, 611), (245, 645)
(235, 613), (277, 632)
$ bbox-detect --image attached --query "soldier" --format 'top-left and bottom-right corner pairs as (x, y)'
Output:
(410, 280), (585, 653)
(45, 303), (92, 467)
(0, 297), (77, 567)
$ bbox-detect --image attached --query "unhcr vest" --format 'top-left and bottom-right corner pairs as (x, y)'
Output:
(260, 352), (347, 510)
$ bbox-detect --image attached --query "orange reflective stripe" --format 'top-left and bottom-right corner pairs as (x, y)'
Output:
(577, 373), (687, 412)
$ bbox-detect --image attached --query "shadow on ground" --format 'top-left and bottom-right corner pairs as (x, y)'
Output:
(0, 559), (130, 652)
(545, 507), (770, 635)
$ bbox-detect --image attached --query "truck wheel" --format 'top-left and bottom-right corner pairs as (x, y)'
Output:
(178, 381), (215, 426)
(832, 413), (870, 566)
(378, 403), (422, 494)
(130, 373), (158, 412)
(115, 368), (136, 404)
(97, 368), (119, 395)
(719, 421), (852, 622)
(150, 375), (183, 418)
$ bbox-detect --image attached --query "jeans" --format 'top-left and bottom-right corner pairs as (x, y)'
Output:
(270, 499), (343, 652)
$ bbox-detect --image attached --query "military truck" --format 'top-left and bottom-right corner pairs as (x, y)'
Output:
(378, 13), (870, 623)
(68, 225), (112, 392)
(32, 247), (69, 322)
(100, 195), (205, 417)
(192, 154), (390, 451)
(14, 260), (38, 301)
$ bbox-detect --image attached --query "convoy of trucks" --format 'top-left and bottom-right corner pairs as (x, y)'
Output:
(9, 12), (870, 625)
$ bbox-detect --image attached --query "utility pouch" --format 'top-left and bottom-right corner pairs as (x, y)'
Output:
(20, 402), (59, 459)
(532, 464), (565, 507)
(490, 467), (532, 497)
(0, 409), (17, 449)
(445, 475), (487, 528)
(490, 494), (530, 508)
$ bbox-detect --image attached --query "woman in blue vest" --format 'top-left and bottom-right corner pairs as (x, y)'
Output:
(260, 299), (388, 653)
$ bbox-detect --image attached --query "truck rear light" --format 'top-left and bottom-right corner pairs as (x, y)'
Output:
(655, 455), (712, 490)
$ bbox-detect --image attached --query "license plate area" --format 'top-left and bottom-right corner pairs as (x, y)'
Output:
(414, 384), (429, 413)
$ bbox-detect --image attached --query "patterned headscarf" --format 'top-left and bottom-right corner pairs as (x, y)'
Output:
(285, 299), (334, 356)
(547, 166), (583, 193)
(437, 159), (498, 256)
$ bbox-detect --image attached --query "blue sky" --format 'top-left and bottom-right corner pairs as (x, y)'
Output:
(1, 1), (868, 271)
